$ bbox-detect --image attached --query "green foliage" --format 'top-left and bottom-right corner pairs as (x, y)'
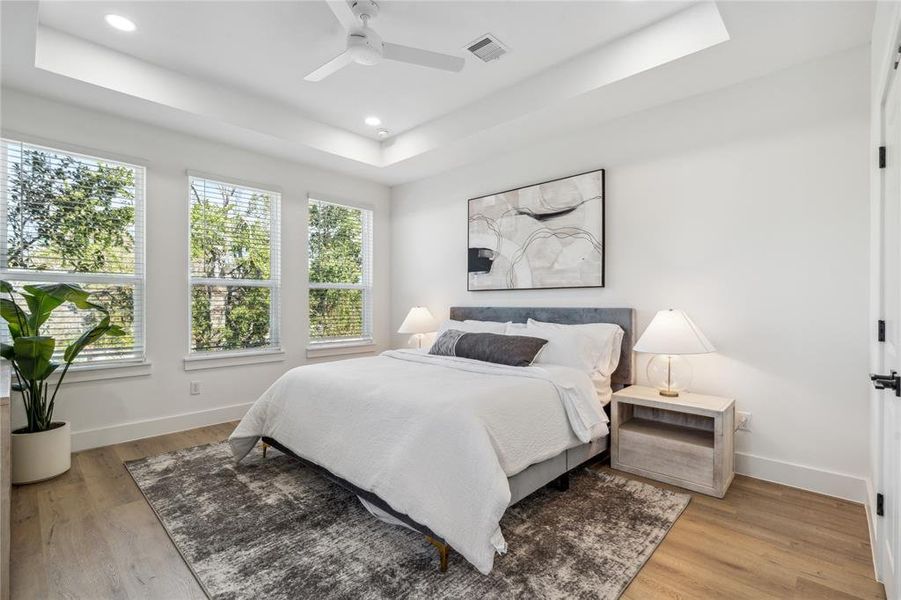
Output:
(191, 285), (271, 351)
(7, 150), (135, 273)
(308, 202), (362, 284)
(309, 288), (363, 339)
(308, 202), (366, 340)
(190, 181), (273, 351)
(6, 148), (137, 354)
(0, 282), (125, 432)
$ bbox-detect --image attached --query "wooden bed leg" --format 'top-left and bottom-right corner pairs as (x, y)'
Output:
(426, 536), (450, 573)
(261, 441), (269, 458)
(552, 472), (570, 492)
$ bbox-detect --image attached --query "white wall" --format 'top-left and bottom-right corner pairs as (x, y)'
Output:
(0, 88), (391, 450)
(390, 47), (871, 501)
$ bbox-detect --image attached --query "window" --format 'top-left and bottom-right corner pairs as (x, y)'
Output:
(189, 176), (280, 354)
(0, 139), (145, 364)
(308, 198), (373, 345)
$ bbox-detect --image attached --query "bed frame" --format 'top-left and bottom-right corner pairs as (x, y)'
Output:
(263, 306), (635, 573)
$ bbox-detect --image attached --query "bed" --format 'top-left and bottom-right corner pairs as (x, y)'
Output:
(229, 306), (635, 574)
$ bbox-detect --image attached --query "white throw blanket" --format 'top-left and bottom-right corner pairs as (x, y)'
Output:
(229, 349), (608, 574)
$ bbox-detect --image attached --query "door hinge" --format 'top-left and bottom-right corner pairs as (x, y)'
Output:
(877, 493), (885, 517)
(879, 319), (886, 342)
(880, 146), (887, 169)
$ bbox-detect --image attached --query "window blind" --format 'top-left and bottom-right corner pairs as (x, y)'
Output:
(308, 198), (373, 343)
(0, 139), (145, 364)
(189, 176), (280, 353)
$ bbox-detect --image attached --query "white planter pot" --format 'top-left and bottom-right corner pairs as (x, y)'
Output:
(11, 421), (72, 484)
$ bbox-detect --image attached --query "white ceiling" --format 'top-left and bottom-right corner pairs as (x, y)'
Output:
(0, 1), (877, 185)
(36, 1), (691, 138)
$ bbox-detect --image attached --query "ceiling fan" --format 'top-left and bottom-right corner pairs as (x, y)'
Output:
(304, 0), (465, 82)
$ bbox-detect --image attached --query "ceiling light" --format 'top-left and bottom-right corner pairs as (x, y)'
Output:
(364, 116), (382, 127)
(376, 128), (390, 139)
(105, 14), (136, 32)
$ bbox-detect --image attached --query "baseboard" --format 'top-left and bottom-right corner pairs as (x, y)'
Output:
(71, 402), (254, 451)
(734, 452), (868, 503)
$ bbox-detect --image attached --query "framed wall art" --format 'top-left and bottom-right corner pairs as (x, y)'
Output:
(467, 168), (605, 291)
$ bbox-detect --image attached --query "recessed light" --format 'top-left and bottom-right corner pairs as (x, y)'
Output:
(376, 128), (390, 139)
(105, 14), (136, 32)
(364, 116), (382, 127)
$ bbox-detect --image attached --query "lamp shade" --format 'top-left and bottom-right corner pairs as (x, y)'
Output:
(398, 306), (438, 334)
(633, 309), (715, 355)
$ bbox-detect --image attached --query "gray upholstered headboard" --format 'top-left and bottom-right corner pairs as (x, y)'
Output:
(448, 306), (635, 387)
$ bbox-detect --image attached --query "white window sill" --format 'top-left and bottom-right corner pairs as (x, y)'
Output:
(306, 340), (377, 359)
(44, 360), (153, 384)
(183, 349), (285, 371)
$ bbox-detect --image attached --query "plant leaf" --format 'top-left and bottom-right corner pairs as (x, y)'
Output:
(106, 324), (127, 337)
(0, 297), (29, 338)
(0, 280), (13, 293)
(23, 291), (65, 332)
(64, 317), (115, 363)
(22, 283), (105, 312)
(21, 283), (108, 332)
(0, 343), (13, 361)
(13, 336), (56, 380)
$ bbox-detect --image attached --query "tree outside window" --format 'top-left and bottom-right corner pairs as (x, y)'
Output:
(308, 199), (372, 343)
(1, 140), (143, 363)
(189, 176), (279, 353)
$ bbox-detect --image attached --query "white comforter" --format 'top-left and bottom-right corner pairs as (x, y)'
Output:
(229, 349), (608, 574)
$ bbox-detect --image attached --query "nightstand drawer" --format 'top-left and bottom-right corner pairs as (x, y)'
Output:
(617, 418), (715, 488)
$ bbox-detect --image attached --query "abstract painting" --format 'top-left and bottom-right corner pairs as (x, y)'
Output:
(468, 169), (605, 290)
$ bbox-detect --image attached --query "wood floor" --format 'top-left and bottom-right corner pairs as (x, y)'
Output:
(9, 423), (884, 600)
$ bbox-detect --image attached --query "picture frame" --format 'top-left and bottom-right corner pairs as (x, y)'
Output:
(467, 168), (605, 291)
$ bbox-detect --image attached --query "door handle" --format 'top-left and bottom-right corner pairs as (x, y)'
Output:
(870, 371), (901, 396)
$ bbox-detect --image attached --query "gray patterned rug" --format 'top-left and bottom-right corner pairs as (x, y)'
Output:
(125, 442), (689, 600)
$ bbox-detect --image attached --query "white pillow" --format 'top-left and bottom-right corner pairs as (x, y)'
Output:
(522, 319), (624, 400)
(525, 319), (624, 375)
(435, 319), (508, 335)
(464, 319), (509, 331)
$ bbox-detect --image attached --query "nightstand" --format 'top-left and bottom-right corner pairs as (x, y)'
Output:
(611, 385), (735, 498)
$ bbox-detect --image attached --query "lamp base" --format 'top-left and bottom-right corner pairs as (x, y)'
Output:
(646, 354), (692, 398)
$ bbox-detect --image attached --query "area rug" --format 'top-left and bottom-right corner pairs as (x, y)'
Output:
(125, 442), (689, 600)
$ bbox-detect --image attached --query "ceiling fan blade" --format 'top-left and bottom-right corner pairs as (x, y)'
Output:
(304, 50), (355, 82)
(325, 0), (358, 31)
(383, 43), (465, 73)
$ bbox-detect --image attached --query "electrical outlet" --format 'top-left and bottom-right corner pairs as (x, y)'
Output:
(736, 411), (752, 432)
(190, 381), (201, 395)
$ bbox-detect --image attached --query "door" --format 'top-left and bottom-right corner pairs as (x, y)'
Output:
(878, 62), (901, 600)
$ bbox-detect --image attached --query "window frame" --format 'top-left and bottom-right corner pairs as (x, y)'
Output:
(307, 195), (374, 348)
(186, 172), (281, 357)
(0, 137), (147, 369)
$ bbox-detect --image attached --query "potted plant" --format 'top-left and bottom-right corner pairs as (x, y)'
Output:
(0, 281), (124, 483)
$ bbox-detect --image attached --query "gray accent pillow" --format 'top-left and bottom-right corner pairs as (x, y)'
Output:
(429, 330), (548, 367)
(430, 329), (466, 356)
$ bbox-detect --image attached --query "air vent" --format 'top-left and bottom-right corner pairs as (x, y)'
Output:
(466, 34), (508, 63)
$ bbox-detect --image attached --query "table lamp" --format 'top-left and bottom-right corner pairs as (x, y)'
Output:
(398, 306), (438, 349)
(633, 308), (716, 397)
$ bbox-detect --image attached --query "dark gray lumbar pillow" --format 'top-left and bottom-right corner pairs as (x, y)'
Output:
(429, 330), (548, 367)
